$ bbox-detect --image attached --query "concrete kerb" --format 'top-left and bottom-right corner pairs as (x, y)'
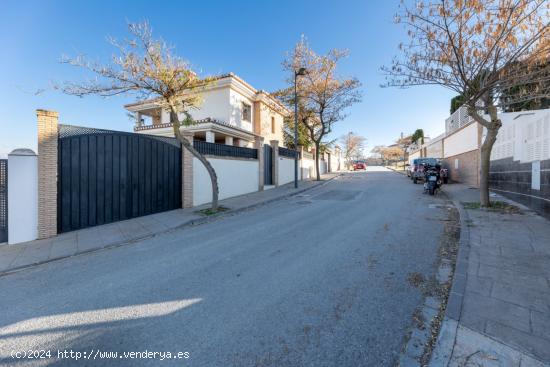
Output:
(428, 197), (472, 366)
(386, 166), (408, 176)
(398, 190), (464, 367)
(0, 174), (342, 277)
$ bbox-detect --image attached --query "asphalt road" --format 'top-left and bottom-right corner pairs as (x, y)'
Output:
(0, 168), (450, 366)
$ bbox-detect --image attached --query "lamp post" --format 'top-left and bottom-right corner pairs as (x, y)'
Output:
(294, 67), (307, 189)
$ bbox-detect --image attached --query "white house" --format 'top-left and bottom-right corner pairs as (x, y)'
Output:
(124, 73), (288, 147)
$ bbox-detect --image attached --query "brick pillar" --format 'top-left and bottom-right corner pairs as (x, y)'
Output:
(37, 109), (58, 239)
(255, 136), (264, 191)
(270, 140), (279, 186)
(181, 132), (194, 208)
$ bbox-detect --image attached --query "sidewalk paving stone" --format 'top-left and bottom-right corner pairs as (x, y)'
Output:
(484, 321), (550, 362)
(430, 183), (550, 365)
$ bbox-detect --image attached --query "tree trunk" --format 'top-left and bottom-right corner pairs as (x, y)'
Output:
(468, 104), (501, 207)
(314, 142), (321, 181)
(169, 109), (219, 211)
(479, 125), (498, 207)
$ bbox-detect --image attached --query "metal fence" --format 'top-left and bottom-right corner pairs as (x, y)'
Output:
(193, 140), (258, 159)
(58, 125), (182, 233)
(0, 159), (7, 243)
(278, 147), (300, 159)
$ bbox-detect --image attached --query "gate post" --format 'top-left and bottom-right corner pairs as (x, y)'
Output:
(181, 131), (194, 208)
(255, 136), (264, 191)
(270, 140), (279, 187)
(8, 149), (38, 244)
(37, 109), (58, 239)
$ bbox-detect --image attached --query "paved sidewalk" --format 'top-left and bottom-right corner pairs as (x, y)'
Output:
(431, 184), (550, 366)
(0, 173), (341, 275)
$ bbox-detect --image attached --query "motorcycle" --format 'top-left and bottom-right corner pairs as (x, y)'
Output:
(423, 165), (442, 195)
(440, 167), (449, 184)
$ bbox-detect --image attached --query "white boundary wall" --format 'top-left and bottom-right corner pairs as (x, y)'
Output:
(278, 157), (294, 185)
(301, 158), (315, 180)
(443, 122), (480, 158)
(193, 157), (259, 206)
(409, 150), (421, 164)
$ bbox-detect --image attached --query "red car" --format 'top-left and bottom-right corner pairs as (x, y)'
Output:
(353, 162), (366, 170)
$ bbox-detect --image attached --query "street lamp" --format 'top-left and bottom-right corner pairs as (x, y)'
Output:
(294, 67), (307, 189)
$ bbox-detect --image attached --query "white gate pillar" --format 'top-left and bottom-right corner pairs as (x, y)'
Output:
(8, 149), (38, 244)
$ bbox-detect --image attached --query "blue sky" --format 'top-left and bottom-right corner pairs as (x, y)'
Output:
(0, 0), (455, 158)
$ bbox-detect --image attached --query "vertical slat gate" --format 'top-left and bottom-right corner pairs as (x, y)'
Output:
(0, 160), (7, 243)
(264, 144), (273, 185)
(58, 131), (181, 233)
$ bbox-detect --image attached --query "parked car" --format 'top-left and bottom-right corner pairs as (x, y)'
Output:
(410, 158), (443, 184)
(353, 161), (367, 170)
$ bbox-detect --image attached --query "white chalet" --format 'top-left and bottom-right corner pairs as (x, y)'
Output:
(125, 73), (288, 148)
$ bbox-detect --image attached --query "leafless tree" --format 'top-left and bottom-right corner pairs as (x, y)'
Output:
(382, 0), (549, 206)
(340, 132), (367, 169)
(59, 22), (221, 210)
(278, 36), (362, 180)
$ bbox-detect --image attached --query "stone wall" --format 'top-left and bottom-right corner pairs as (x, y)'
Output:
(489, 157), (550, 219)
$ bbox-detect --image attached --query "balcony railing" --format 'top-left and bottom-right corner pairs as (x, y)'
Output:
(445, 101), (484, 134)
(278, 147), (300, 159)
(134, 122), (174, 131)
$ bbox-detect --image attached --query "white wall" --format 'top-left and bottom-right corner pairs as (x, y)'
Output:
(229, 89), (254, 132)
(301, 157), (315, 180)
(7, 150), (38, 244)
(426, 138), (444, 158)
(188, 88), (232, 124)
(278, 157), (295, 185)
(409, 150), (421, 164)
(193, 157), (259, 206)
(490, 109), (550, 163)
(443, 122), (480, 158)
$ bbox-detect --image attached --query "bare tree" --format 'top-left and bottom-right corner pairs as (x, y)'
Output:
(381, 146), (405, 166)
(340, 132), (366, 169)
(382, 0), (549, 206)
(59, 22), (221, 210)
(396, 134), (413, 165)
(278, 37), (362, 181)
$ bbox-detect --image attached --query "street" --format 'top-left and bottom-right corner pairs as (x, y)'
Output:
(0, 168), (450, 366)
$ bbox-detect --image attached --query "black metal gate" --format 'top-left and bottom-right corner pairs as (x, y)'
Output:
(264, 144), (273, 185)
(58, 125), (182, 233)
(0, 159), (7, 243)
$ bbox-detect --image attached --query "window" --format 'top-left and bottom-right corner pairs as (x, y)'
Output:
(271, 116), (275, 134)
(242, 102), (251, 122)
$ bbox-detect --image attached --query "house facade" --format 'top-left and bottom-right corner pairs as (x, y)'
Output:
(124, 73), (287, 147)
